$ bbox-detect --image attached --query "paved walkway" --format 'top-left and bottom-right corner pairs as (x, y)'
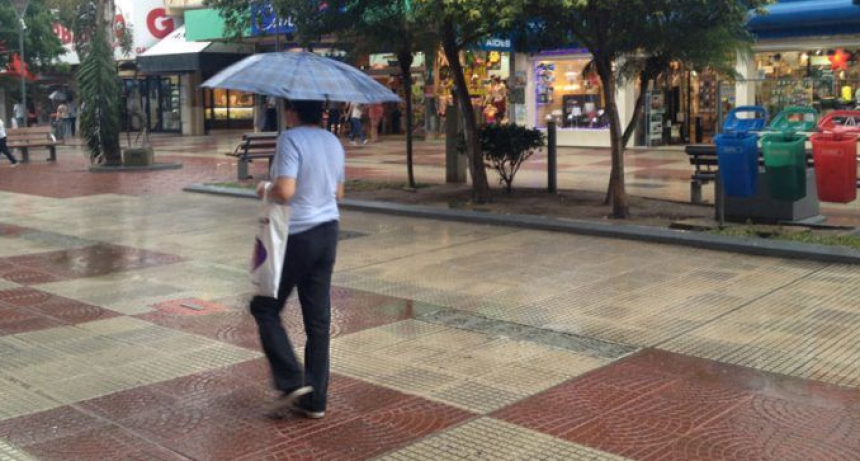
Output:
(0, 134), (857, 460)
(8, 131), (860, 225)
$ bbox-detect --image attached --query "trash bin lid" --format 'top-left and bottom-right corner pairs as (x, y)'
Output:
(723, 106), (768, 133)
(768, 106), (819, 133)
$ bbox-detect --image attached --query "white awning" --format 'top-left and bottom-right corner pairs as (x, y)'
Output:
(138, 26), (252, 74)
(141, 27), (209, 57)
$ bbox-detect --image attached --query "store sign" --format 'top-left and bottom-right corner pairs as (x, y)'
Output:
(476, 36), (513, 52)
(250, 3), (295, 37)
(116, 0), (182, 56)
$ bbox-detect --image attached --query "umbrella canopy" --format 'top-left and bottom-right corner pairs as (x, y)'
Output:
(201, 51), (401, 104)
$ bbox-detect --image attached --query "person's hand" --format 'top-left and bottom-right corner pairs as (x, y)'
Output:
(256, 181), (272, 200)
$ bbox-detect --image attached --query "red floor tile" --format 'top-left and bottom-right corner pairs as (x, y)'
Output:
(494, 349), (860, 461)
(0, 287), (117, 334)
(0, 406), (109, 447)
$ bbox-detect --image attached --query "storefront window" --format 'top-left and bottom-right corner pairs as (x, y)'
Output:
(756, 50), (860, 117)
(534, 58), (606, 130)
(436, 50), (511, 125)
(204, 88), (255, 130)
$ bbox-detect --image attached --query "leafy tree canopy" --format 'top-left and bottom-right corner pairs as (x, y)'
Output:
(0, 0), (64, 72)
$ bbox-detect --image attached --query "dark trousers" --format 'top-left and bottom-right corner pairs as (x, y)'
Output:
(250, 221), (338, 412)
(0, 138), (17, 165)
(327, 109), (341, 135)
(70, 117), (77, 136)
(348, 118), (365, 142)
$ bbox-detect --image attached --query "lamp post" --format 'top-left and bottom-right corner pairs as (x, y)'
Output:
(9, 0), (30, 125)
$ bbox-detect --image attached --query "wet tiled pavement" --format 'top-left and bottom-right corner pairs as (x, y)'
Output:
(0, 136), (858, 460)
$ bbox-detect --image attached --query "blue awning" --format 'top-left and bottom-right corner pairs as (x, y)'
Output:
(749, 0), (860, 39)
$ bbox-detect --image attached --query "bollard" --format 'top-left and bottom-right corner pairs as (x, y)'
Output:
(445, 103), (466, 184)
(547, 118), (558, 193)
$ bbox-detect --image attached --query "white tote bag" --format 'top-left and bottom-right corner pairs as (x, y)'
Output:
(250, 188), (290, 299)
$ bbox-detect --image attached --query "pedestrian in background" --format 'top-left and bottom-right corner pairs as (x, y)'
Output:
(346, 102), (367, 146)
(327, 101), (343, 136)
(55, 103), (69, 141)
(0, 117), (20, 168)
(13, 101), (26, 128)
(68, 100), (78, 137)
(369, 103), (384, 143)
(251, 99), (345, 420)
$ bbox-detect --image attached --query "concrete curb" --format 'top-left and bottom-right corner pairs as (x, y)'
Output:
(184, 183), (860, 265)
(89, 163), (183, 173)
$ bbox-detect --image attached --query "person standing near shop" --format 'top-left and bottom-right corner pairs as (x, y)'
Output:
(13, 101), (26, 128)
(251, 99), (345, 420)
(0, 117), (20, 168)
(488, 76), (508, 123)
(68, 100), (78, 137)
(55, 103), (69, 141)
(369, 102), (384, 143)
(326, 101), (343, 136)
(346, 102), (367, 146)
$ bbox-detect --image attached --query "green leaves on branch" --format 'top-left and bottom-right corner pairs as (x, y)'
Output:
(78, 22), (121, 166)
(480, 124), (545, 193)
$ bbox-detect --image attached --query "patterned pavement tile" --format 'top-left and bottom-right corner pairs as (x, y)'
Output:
(0, 439), (39, 461)
(1, 244), (183, 280)
(332, 320), (614, 413)
(496, 349), (860, 461)
(376, 418), (635, 461)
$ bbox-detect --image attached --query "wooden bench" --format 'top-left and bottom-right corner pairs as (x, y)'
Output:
(685, 145), (816, 203)
(6, 126), (58, 163)
(226, 132), (278, 180)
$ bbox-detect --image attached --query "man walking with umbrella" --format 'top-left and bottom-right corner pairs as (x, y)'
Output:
(201, 51), (399, 419)
(251, 99), (345, 419)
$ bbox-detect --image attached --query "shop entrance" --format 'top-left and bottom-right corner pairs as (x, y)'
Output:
(122, 76), (181, 134)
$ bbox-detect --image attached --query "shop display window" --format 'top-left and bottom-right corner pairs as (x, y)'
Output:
(205, 89), (255, 122)
(756, 49), (860, 117)
(535, 59), (607, 130)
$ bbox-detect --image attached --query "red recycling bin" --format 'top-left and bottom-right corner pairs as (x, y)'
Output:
(811, 132), (858, 203)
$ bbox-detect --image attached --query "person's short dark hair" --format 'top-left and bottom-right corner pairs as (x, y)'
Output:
(286, 99), (324, 125)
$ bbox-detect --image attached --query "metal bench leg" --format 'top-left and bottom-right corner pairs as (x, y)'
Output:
(48, 147), (57, 162)
(690, 180), (703, 204)
(20, 147), (30, 164)
(238, 158), (250, 180)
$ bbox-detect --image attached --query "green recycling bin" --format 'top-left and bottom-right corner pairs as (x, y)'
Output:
(762, 132), (808, 201)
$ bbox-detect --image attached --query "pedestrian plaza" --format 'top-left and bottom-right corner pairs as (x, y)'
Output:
(0, 139), (857, 460)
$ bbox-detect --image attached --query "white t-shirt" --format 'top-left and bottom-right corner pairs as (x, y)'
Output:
(0, 118), (6, 139)
(350, 104), (363, 119)
(272, 126), (346, 235)
(13, 104), (25, 119)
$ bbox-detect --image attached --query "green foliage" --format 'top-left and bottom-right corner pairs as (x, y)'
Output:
(0, 0), (64, 72)
(480, 124), (545, 192)
(78, 20), (121, 166)
(711, 227), (860, 251)
(518, 0), (773, 217)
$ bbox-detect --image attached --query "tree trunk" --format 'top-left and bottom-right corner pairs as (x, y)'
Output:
(397, 49), (417, 189)
(598, 59), (629, 218)
(605, 71), (650, 204)
(441, 19), (491, 203)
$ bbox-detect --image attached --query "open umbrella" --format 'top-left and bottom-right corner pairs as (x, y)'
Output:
(201, 51), (400, 104)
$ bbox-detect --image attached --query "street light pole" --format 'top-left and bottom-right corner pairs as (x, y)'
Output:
(10, 0), (30, 126)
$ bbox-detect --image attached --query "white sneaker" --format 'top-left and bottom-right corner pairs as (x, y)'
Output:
(361, 140), (368, 145)
(10, 163), (18, 168)
(350, 140), (357, 146)
(265, 386), (313, 419)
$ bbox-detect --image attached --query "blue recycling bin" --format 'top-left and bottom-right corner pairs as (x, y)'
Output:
(715, 106), (769, 198)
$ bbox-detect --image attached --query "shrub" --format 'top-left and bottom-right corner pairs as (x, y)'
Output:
(480, 124), (545, 192)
